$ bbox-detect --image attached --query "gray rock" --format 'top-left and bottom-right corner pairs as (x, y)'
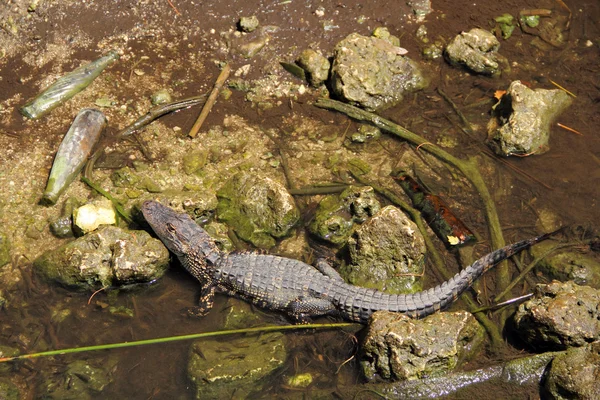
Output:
(532, 241), (600, 289)
(342, 206), (426, 294)
(445, 28), (504, 75)
(330, 32), (427, 111)
(361, 310), (485, 381)
(33, 226), (169, 291)
(296, 49), (330, 87)
(308, 186), (380, 246)
(487, 81), (573, 156)
(216, 171), (299, 248)
(544, 342), (600, 400)
(513, 281), (600, 349)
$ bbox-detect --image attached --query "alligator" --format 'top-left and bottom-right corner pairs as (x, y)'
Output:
(142, 200), (556, 323)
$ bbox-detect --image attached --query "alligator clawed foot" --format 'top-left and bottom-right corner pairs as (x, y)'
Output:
(184, 306), (210, 318)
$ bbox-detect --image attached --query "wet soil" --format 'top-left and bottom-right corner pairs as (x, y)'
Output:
(0, 0), (599, 398)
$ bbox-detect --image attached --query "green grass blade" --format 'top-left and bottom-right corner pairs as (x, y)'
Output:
(0, 322), (357, 363)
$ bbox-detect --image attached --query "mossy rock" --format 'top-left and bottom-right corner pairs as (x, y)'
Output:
(33, 226), (169, 291)
(216, 172), (299, 248)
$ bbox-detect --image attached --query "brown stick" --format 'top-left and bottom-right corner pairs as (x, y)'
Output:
(189, 64), (231, 138)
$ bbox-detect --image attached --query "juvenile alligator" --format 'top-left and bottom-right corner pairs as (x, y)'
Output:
(142, 200), (556, 323)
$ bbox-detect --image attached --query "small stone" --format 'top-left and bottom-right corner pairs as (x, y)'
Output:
(73, 198), (116, 234)
(372, 27), (401, 47)
(150, 89), (172, 105)
(94, 97), (114, 108)
(286, 373), (313, 388)
(351, 124), (381, 143)
(140, 177), (163, 193)
(238, 16), (259, 32)
(182, 149), (208, 175)
(445, 28), (505, 76)
(296, 49), (330, 87)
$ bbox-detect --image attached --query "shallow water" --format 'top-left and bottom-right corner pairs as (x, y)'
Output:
(0, 0), (598, 398)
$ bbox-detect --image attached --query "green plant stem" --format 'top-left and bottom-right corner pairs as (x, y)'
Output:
(493, 242), (582, 302)
(0, 322), (357, 363)
(314, 99), (507, 291)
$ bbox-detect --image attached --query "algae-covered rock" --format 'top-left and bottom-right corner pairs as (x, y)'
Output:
(216, 171), (299, 248)
(361, 311), (485, 381)
(444, 28), (504, 76)
(41, 359), (116, 400)
(351, 124), (381, 143)
(34, 226), (169, 291)
(182, 149), (208, 175)
(296, 49), (330, 87)
(513, 281), (600, 349)
(487, 80), (573, 156)
(110, 166), (140, 188)
(330, 32), (427, 111)
(342, 206), (426, 294)
(308, 186), (380, 246)
(543, 342), (600, 400)
(532, 241), (600, 289)
(187, 330), (286, 399)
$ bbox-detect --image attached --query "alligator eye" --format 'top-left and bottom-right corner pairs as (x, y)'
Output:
(166, 223), (176, 233)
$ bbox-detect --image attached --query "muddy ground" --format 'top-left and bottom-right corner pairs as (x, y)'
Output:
(0, 0), (599, 398)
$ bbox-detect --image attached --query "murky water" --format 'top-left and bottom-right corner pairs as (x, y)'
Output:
(1, 0), (598, 398)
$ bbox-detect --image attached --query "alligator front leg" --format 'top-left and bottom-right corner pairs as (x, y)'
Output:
(186, 283), (216, 317)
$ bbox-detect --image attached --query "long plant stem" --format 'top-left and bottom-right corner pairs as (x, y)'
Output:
(314, 99), (508, 290)
(493, 242), (583, 302)
(0, 322), (357, 363)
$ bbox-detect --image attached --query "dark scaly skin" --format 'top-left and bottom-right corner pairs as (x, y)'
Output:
(142, 201), (556, 324)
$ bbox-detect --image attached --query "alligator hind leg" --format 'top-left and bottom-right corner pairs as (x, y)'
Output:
(288, 296), (337, 322)
(314, 258), (345, 282)
(186, 284), (216, 317)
